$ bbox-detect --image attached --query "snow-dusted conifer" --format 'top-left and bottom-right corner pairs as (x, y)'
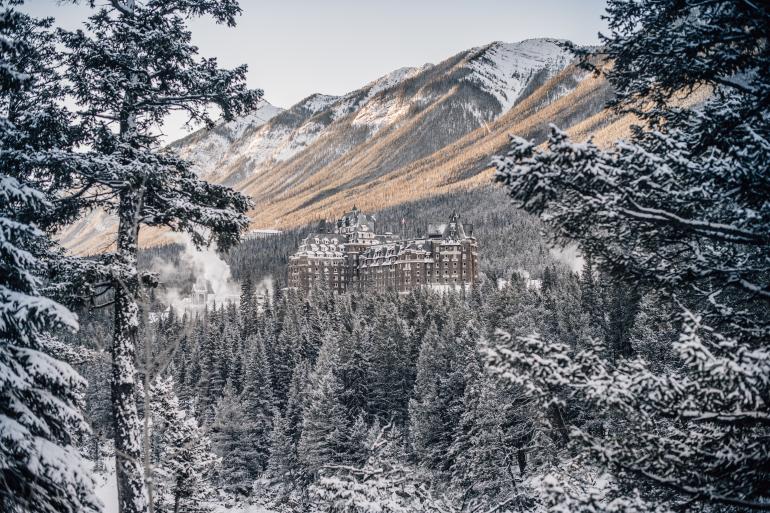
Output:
(0, 6), (97, 513)
(148, 377), (218, 513)
(299, 334), (358, 478)
(239, 335), (274, 475)
(489, 2), (770, 508)
(211, 379), (253, 494)
(58, 1), (261, 510)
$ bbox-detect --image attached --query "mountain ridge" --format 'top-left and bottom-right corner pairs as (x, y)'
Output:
(60, 38), (631, 254)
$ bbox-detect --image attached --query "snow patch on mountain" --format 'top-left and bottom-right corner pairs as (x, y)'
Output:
(273, 120), (327, 162)
(330, 65), (430, 123)
(167, 39), (575, 184)
(464, 38), (571, 112)
(351, 95), (412, 132)
(224, 102), (284, 140)
(300, 93), (339, 114)
(173, 101), (283, 178)
(366, 65), (429, 97)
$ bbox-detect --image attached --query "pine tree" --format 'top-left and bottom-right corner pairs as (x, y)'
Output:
(266, 408), (298, 498)
(490, 1), (770, 509)
(239, 276), (256, 338)
(271, 311), (299, 409)
(58, 2), (260, 510)
(240, 335), (274, 475)
(195, 321), (218, 426)
(0, 6), (98, 512)
(451, 365), (535, 511)
(367, 305), (413, 424)
(211, 380), (253, 494)
(337, 324), (371, 417)
(266, 359), (311, 496)
(408, 321), (465, 472)
(310, 423), (446, 513)
(148, 377), (218, 513)
(579, 253), (604, 341)
(298, 335), (356, 478)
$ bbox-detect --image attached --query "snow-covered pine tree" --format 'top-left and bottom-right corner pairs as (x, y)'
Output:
(271, 307), (300, 409)
(311, 422), (449, 513)
(56, 2), (261, 511)
(450, 366), (536, 511)
(211, 379), (253, 494)
(337, 324), (371, 417)
(239, 276), (256, 338)
(367, 306), (413, 424)
(0, 5), (98, 512)
(489, 0), (770, 510)
(239, 335), (274, 476)
(298, 335), (357, 479)
(266, 408), (298, 499)
(408, 321), (471, 473)
(148, 377), (218, 513)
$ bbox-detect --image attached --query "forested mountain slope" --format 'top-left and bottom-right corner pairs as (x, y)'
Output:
(60, 39), (631, 254)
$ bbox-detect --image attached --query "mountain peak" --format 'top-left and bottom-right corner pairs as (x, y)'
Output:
(298, 93), (340, 114)
(464, 38), (572, 111)
(364, 64), (432, 98)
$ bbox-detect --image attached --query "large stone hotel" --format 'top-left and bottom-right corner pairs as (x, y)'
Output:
(287, 207), (479, 294)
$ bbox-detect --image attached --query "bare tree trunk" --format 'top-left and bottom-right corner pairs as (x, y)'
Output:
(112, 189), (149, 513)
(172, 485), (180, 513)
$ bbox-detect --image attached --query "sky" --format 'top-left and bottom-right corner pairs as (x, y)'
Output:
(25, 0), (609, 142)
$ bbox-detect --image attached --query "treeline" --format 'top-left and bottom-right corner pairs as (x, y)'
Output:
(77, 260), (663, 512)
(143, 185), (557, 290)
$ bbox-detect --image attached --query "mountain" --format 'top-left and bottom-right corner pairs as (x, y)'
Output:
(61, 38), (631, 254)
(174, 39), (572, 188)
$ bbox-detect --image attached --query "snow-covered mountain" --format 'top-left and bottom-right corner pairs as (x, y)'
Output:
(463, 39), (571, 111)
(61, 38), (627, 254)
(171, 39), (572, 187)
(171, 101), (283, 180)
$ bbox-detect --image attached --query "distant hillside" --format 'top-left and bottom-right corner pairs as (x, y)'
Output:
(60, 39), (633, 255)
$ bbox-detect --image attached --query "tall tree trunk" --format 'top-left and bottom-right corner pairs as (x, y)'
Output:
(112, 189), (148, 513)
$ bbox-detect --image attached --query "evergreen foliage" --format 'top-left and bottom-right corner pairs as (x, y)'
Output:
(490, 0), (770, 510)
(0, 5), (97, 512)
(53, 1), (261, 509)
(148, 377), (218, 513)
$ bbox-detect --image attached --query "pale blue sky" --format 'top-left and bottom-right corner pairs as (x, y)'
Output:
(25, 0), (609, 141)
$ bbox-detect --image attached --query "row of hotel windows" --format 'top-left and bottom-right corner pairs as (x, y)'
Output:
(291, 262), (477, 276)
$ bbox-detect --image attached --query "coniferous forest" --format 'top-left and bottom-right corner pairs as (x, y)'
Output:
(2, 1), (769, 513)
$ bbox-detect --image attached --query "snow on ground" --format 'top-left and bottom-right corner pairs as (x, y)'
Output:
(92, 454), (277, 513)
(92, 455), (118, 513)
(210, 502), (277, 513)
(464, 38), (571, 112)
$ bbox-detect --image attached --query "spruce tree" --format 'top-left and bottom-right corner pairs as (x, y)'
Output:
(240, 335), (274, 475)
(0, 5), (97, 512)
(211, 380), (253, 494)
(409, 322), (453, 471)
(490, 0), (770, 509)
(298, 335), (355, 478)
(58, 2), (260, 510)
(148, 377), (218, 513)
(239, 276), (256, 338)
(266, 408), (298, 498)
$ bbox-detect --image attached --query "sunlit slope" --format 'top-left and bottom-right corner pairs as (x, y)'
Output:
(60, 40), (638, 254)
(241, 66), (631, 231)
